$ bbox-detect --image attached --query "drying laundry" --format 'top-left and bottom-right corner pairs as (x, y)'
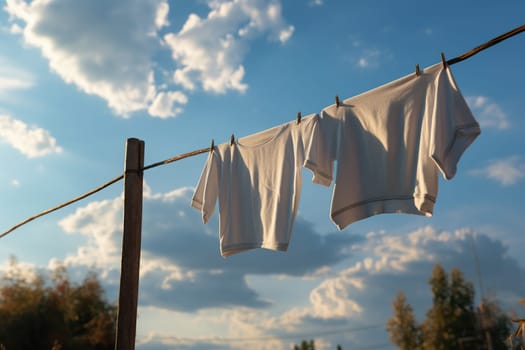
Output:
(305, 63), (481, 230)
(192, 114), (318, 257)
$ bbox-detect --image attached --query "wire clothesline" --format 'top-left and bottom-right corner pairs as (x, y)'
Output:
(1, 23), (524, 239)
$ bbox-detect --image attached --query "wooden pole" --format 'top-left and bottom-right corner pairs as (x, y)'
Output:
(115, 138), (145, 350)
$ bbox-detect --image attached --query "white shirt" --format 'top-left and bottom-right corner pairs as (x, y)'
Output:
(305, 63), (480, 230)
(192, 114), (318, 257)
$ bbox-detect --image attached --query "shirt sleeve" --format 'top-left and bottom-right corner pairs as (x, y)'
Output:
(304, 112), (338, 186)
(430, 67), (481, 180)
(191, 150), (219, 224)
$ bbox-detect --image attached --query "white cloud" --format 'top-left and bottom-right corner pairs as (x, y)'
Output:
(217, 309), (288, 350)
(466, 95), (510, 129)
(60, 183), (523, 344)
(5, 0), (293, 117)
(0, 114), (62, 158)
(0, 57), (34, 96)
(309, 0), (324, 6)
(309, 275), (364, 319)
(0, 72), (32, 91)
(7, 181), (525, 350)
(348, 38), (386, 70)
(357, 58), (369, 68)
(4, 0), (185, 118)
(278, 24), (294, 43)
(0, 258), (39, 283)
(164, 0), (294, 94)
(356, 48), (381, 69)
(302, 230), (413, 298)
(57, 185), (204, 283)
(10, 179), (20, 187)
(155, 1), (170, 28)
(267, 226), (525, 348)
(136, 218), (525, 350)
(147, 91), (188, 119)
(470, 155), (525, 186)
(57, 184), (359, 315)
(58, 195), (123, 267)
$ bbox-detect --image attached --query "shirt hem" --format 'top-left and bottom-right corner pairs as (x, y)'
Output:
(221, 242), (289, 257)
(331, 195), (434, 230)
(191, 198), (203, 210)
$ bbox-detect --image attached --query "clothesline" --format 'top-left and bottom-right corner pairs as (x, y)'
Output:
(0, 147), (210, 239)
(1, 23), (524, 239)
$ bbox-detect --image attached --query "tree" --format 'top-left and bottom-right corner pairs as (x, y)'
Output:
(293, 340), (344, 349)
(294, 339), (315, 350)
(420, 264), (479, 349)
(478, 296), (512, 350)
(387, 291), (421, 349)
(448, 268), (477, 349)
(421, 263), (455, 350)
(388, 263), (512, 350)
(0, 258), (116, 350)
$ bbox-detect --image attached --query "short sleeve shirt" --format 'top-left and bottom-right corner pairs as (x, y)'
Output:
(305, 64), (480, 230)
(192, 114), (318, 257)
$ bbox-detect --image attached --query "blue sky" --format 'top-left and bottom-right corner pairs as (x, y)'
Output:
(1, 0), (525, 349)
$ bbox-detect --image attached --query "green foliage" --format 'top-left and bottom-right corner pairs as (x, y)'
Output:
(478, 297), (512, 350)
(0, 257), (116, 350)
(387, 263), (512, 350)
(387, 291), (421, 349)
(422, 265), (477, 349)
(294, 339), (315, 350)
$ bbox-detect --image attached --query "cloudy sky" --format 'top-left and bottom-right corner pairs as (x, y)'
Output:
(1, 1), (525, 349)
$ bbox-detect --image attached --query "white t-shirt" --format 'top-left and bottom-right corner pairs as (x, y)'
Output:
(192, 114), (318, 257)
(305, 63), (480, 230)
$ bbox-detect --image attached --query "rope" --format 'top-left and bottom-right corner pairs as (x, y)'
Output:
(447, 24), (525, 66)
(0, 174), (124, 239)
(1, 23), (524, 239)
(143, 147), (211, 171)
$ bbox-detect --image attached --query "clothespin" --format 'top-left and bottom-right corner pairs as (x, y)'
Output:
(210, 139), (215, 152)
(415, 64), (421, 77)
(441, 52), (447, 69)
(297, 112), (302, 124)
(335, 95), (341, 108)
(230, 134), (235, 146)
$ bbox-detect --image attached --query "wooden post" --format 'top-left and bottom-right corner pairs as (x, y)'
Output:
(115, 138), (145, 350)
